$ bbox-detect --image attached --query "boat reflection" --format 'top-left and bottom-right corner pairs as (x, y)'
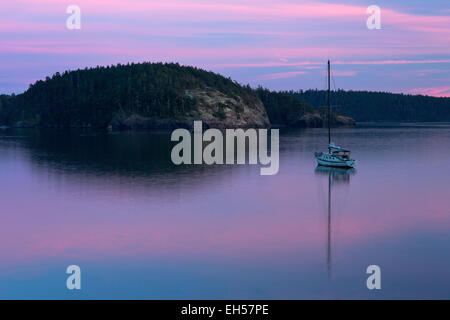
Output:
(315, 165), (356, 184)
(315, 166), (356, 278)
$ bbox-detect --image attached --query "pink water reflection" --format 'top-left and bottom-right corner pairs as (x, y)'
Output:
(1, 126), (450, 298)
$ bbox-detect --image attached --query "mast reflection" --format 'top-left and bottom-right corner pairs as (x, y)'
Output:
(315, 166), (356, 278)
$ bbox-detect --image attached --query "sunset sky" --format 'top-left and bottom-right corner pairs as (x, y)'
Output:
(1, 0), (449, 96)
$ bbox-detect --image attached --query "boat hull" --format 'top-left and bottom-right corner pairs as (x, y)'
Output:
(315, 154), (356, 168)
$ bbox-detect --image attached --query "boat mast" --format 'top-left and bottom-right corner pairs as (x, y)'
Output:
(327, 170), (332, 278)
(327, 60), (331, 152)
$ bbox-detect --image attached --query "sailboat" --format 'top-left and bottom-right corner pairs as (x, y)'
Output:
(315, 60), (356, 168)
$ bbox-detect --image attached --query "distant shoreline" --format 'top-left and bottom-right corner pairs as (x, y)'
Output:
(2, 63), (449, 130)
(2, 121), (450, 132)
(355, 121), (450, 125)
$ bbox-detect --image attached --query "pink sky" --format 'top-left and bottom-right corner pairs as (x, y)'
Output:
(1, 0), (449, 96)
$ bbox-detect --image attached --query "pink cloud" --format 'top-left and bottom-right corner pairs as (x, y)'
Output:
(0, 21), (59, 33)
(334, 59), (450, 66)
(7, 41), (425, 62)
(257, 71), (307, 80)
(1, 0), (450, 95)
(4, 0), (450, 33)
(9, 0), (366, 19)
(407, 86), (450, 97)
(212, 59), (450, 69)
(324, 70), (357, 77)
(2, 1), (450, 63)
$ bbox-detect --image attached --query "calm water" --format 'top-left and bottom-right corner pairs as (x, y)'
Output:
(0, 124), (449, 299)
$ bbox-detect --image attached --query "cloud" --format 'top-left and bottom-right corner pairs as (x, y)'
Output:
(212, 59), (450, 69)
(323, 70), (357, 76)
(257, 71), (307, 80)
(1, 0), (450, 94)
(334, 59), (450, 66)
(408, 86), (450, 97)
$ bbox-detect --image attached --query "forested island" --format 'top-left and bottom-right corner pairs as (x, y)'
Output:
(0, 63), (269, 129)
(0, 62), (449, 129)
(294, 89), (450, 122)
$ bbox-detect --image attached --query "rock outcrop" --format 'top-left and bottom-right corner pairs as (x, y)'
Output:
(186, 88), (270, 129)
(286, 112), (355, 128)
(110, 88), (271, 130)
(290, 113), (323, 127)
(334, 114), (356, 127)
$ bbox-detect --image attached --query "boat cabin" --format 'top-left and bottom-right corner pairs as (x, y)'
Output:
(329, 143), (351, 159)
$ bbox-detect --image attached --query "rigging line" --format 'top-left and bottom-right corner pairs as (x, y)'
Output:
(330, 68), (339, 110)
(323, 63), (328, 106)
(332, 72), (337, 109)
(331, 71), (336, 91)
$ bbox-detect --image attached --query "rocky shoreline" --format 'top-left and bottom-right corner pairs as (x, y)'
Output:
(289, 112), (356, 128)
(1, 111), (356, 130)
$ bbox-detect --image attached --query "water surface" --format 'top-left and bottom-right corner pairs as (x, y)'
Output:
(0, 124), (449, 299)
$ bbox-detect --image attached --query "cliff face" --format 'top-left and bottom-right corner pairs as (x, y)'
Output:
(334, 114), (356, 127)
(186, 88), (270, 128)
(110, 88), (270, 130)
